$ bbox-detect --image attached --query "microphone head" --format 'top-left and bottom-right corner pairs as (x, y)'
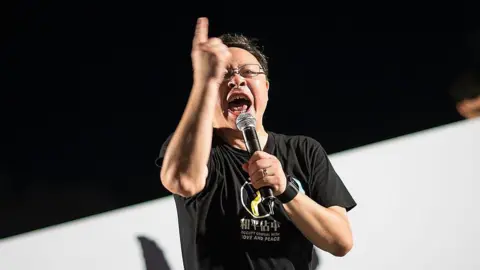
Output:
(236, 112), (256, 131)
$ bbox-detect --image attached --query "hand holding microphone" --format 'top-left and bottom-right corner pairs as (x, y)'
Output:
(236, 112), (287, 200)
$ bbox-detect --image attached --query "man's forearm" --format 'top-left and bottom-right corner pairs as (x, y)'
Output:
(283, 193), (353, 257)
(160, 81), (218, 196)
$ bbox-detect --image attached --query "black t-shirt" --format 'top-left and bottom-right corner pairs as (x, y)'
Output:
(155, 129), (356, 270)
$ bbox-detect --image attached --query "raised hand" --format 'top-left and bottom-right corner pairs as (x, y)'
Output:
(191, 17), (231, 85)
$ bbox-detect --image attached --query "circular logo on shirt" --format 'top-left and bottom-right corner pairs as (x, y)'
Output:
(240, 181), (274, 219)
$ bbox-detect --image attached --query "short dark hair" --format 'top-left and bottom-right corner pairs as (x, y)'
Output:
(219, 33), (269, 78)
(449, 69), (480, 103)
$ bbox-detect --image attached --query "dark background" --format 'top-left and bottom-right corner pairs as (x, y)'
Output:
(1, 3), (479, 239)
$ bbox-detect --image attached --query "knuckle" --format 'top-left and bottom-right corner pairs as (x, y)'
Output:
(220, 44), (229, 52)
(209, 37), (222, 44)
(214, 48), (226, 57)
(221, 48), (230, 57)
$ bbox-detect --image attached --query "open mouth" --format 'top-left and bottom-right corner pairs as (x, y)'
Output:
(227, 94), (252, 116)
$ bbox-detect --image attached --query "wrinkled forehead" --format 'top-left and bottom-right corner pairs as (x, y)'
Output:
(227, 47), (261, 68)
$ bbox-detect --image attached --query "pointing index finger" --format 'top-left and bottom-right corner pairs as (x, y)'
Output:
(193, 17), (208, 46)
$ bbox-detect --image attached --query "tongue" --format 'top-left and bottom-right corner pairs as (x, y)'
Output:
(228, 99), (250, 115)
(229, 104), (248, 115)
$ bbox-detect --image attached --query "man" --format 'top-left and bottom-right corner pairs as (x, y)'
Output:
(450, 69), (480, 119)
(156, 17), (357, 270)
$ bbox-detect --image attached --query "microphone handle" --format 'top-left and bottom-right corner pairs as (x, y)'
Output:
(242, 127), (275, 200)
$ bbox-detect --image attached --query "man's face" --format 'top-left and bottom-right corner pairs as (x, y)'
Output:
(213, 47), (269, 130)
(457, 95), (480, 119)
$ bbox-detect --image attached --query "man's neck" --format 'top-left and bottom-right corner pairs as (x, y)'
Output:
(215, 127), (269, 151)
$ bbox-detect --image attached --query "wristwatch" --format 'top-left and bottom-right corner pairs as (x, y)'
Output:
(276, 175), (300, 203)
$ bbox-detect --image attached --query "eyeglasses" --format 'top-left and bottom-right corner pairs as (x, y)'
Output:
(224, 64), (265, 81)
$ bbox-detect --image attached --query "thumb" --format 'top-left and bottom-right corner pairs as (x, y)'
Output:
(242, 163), (249, 172)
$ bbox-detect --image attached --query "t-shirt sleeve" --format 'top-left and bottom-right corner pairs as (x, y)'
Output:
(307, 138), (357, 212)
(154, 133), (173, 168)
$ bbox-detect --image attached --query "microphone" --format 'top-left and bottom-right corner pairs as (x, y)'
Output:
(236, 112), (275, 202)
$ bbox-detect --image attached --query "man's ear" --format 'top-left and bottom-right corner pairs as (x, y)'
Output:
(265, 79), (270, 91)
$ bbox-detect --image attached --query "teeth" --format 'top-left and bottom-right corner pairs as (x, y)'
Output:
(229, 95), (249, 102)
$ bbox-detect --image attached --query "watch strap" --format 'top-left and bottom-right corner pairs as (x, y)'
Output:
(276, 175), (299, 203)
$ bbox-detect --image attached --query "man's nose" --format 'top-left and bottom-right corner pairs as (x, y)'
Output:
(228, 74), (246, 88)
